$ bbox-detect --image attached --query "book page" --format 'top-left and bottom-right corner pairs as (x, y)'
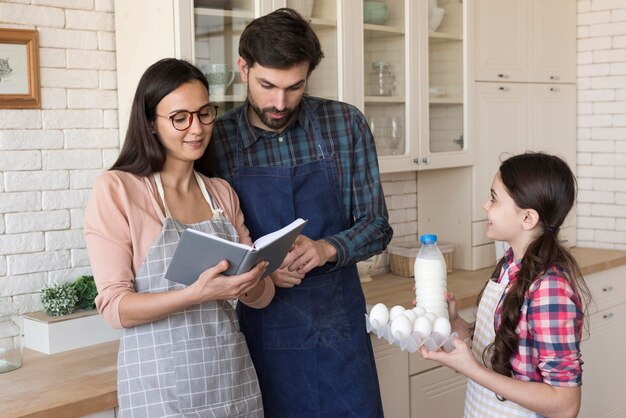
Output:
(252, 218), (307, 249)
(187, 228), (252, 250)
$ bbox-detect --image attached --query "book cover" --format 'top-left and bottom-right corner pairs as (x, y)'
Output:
(165, 218), (307, 286)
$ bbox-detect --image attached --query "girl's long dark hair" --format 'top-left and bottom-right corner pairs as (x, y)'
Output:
(484, 152), (590, 378)
(110, 58), (213, 176)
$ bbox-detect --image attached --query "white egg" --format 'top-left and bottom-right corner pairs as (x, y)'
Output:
(389, 305), (406, 321)
(412, 316), (433, 338)
(368, 303), (389, 329)
(424, 312), (438, 323)
(412, 305), (427, 317)
(432, 317), (452, 339)
(402, 309), (418, 324)
(390, 314), (412, 340)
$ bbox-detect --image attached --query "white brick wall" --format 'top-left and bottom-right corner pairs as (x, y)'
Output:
(578, 0), (626, 249)
(0, 0), (115, 318)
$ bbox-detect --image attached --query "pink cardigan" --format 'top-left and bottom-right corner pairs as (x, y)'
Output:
(84, 170), (267, 329)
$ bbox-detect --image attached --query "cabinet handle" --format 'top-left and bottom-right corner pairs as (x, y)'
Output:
(413, 158), (420, 165)
(602, 286), (613, 292)
(498, 86), (510, 91)
(603, 312), (614, 319)
(497, 73), (508, 78)
(549, 87), (560, 92)
(549, 75), (560, 80)
(422, 157), (430, 164)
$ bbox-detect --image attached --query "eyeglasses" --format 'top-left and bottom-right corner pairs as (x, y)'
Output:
(156, 104), (219, 131)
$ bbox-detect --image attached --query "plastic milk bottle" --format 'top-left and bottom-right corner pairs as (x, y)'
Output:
(414, 234), (448, 319)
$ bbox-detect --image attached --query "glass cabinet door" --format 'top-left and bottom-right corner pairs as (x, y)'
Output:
(287, 0), (339, 100)
(193, 0), (257, 113)
(422, 0), (472, 170)
(362, 0), (407, 158)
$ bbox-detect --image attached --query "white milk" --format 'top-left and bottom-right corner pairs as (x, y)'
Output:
(414, 237), (448, 319)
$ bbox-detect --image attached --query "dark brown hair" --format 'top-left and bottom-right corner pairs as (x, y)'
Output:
(485, 152), (590, 378)
(110, 58), (213, 176)
(238, 7), (324, 74)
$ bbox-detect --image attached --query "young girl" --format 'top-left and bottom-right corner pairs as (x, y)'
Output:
(421, 152), (590, 418)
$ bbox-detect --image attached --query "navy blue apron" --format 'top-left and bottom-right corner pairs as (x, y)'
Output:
(232, 100), (384, 418)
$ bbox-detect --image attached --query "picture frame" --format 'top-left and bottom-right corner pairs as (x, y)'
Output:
(0, 28), (41, 109)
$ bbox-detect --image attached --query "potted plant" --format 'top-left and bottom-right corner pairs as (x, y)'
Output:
(23, 275), (121, 354)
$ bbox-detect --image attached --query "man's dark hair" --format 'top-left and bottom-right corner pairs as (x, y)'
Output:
(239, 7), (324, 74)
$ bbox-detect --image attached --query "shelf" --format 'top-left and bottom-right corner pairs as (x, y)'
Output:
(364, 23), (405, 36)
(365, 95), (406, 104)
(429, 96), (463, 105)
(429, 31), (462, 41)
(194, 7), (254, 19)
(310, 17), (337, 27)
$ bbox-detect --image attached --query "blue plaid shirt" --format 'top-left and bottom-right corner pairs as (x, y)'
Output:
(211, 96), (393, 268)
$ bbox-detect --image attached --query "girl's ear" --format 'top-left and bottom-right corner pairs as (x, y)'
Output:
(522, 209), (540, 231)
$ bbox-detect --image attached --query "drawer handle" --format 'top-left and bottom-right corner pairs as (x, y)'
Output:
(498, 86), (510, 91)
(549, 75), (560, 80)
(497, 73), (508, 78)
(603, 312), (614, 319)
(549, 87), (560, 92)
(602, 286), (613, 292)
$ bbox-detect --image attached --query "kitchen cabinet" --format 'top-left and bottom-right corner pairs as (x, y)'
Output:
(470, 0), (578, 270)
(371, 306), (474, 416)
(409, 367), (467, 417)
(371, 336), (467, 417)
(474, 0), (576, 84)
(469, 82), (577, 269)
(580, 265), (626, 418)
(114, 0), (473, 173)
(372, 336), (410, 417)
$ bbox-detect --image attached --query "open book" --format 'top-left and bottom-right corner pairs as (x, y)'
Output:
(165, 218), (308, 286)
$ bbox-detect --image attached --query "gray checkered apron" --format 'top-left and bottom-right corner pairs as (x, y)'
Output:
(116, 171), (263, 418)
(464, 268), (539, 417)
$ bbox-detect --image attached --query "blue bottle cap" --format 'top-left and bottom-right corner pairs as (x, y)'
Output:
(420, 234), (438, 245)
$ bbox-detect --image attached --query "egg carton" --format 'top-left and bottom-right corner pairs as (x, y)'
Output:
(365, 314), (458, 353)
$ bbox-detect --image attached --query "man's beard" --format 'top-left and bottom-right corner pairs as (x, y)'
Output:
(248, 90), (297, 130)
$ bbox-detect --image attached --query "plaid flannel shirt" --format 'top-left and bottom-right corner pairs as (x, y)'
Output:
(211, 96), (393, 268)
(495, 249), (584, 386)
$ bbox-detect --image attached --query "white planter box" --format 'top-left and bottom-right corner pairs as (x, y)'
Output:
(23, 309), (121, 354)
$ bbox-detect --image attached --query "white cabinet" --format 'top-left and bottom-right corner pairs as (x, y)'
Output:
(114, 0), (473, 174)
(371, 335), (467, 416)
(469, 81), (577, 269)
(580, 265), (626, 418)
(469, 0), (577, 270)
(410, 367), (467, 418)
(474, 0), (576, 84)
(371, 336), (410, 417)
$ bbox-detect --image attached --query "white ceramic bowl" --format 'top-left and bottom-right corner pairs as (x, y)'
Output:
(429, 7), (445, 32)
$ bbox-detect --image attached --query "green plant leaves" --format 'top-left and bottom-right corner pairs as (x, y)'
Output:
(40, 275), (98, 316)
(73, 275), (97, 310)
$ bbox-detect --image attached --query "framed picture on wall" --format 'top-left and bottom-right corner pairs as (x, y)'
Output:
(0, 28), (41, 109)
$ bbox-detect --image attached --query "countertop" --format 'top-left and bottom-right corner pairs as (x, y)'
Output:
(2, 247), (625, 417)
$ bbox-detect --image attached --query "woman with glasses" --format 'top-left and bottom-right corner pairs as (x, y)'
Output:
(84, 58), (272, 417)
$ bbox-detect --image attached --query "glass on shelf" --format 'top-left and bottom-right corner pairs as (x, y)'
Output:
(369, 61), (396, 96)
(368, 112), (404, 156)
(194, 4), (253, 110)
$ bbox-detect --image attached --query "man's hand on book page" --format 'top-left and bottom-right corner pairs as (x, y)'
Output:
(189, 260), (268, 302)
(283, 235), (337, 275)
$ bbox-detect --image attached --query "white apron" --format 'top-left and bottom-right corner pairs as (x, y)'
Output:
(116, 171), (263, 418)
(464, 268), (540, 418)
